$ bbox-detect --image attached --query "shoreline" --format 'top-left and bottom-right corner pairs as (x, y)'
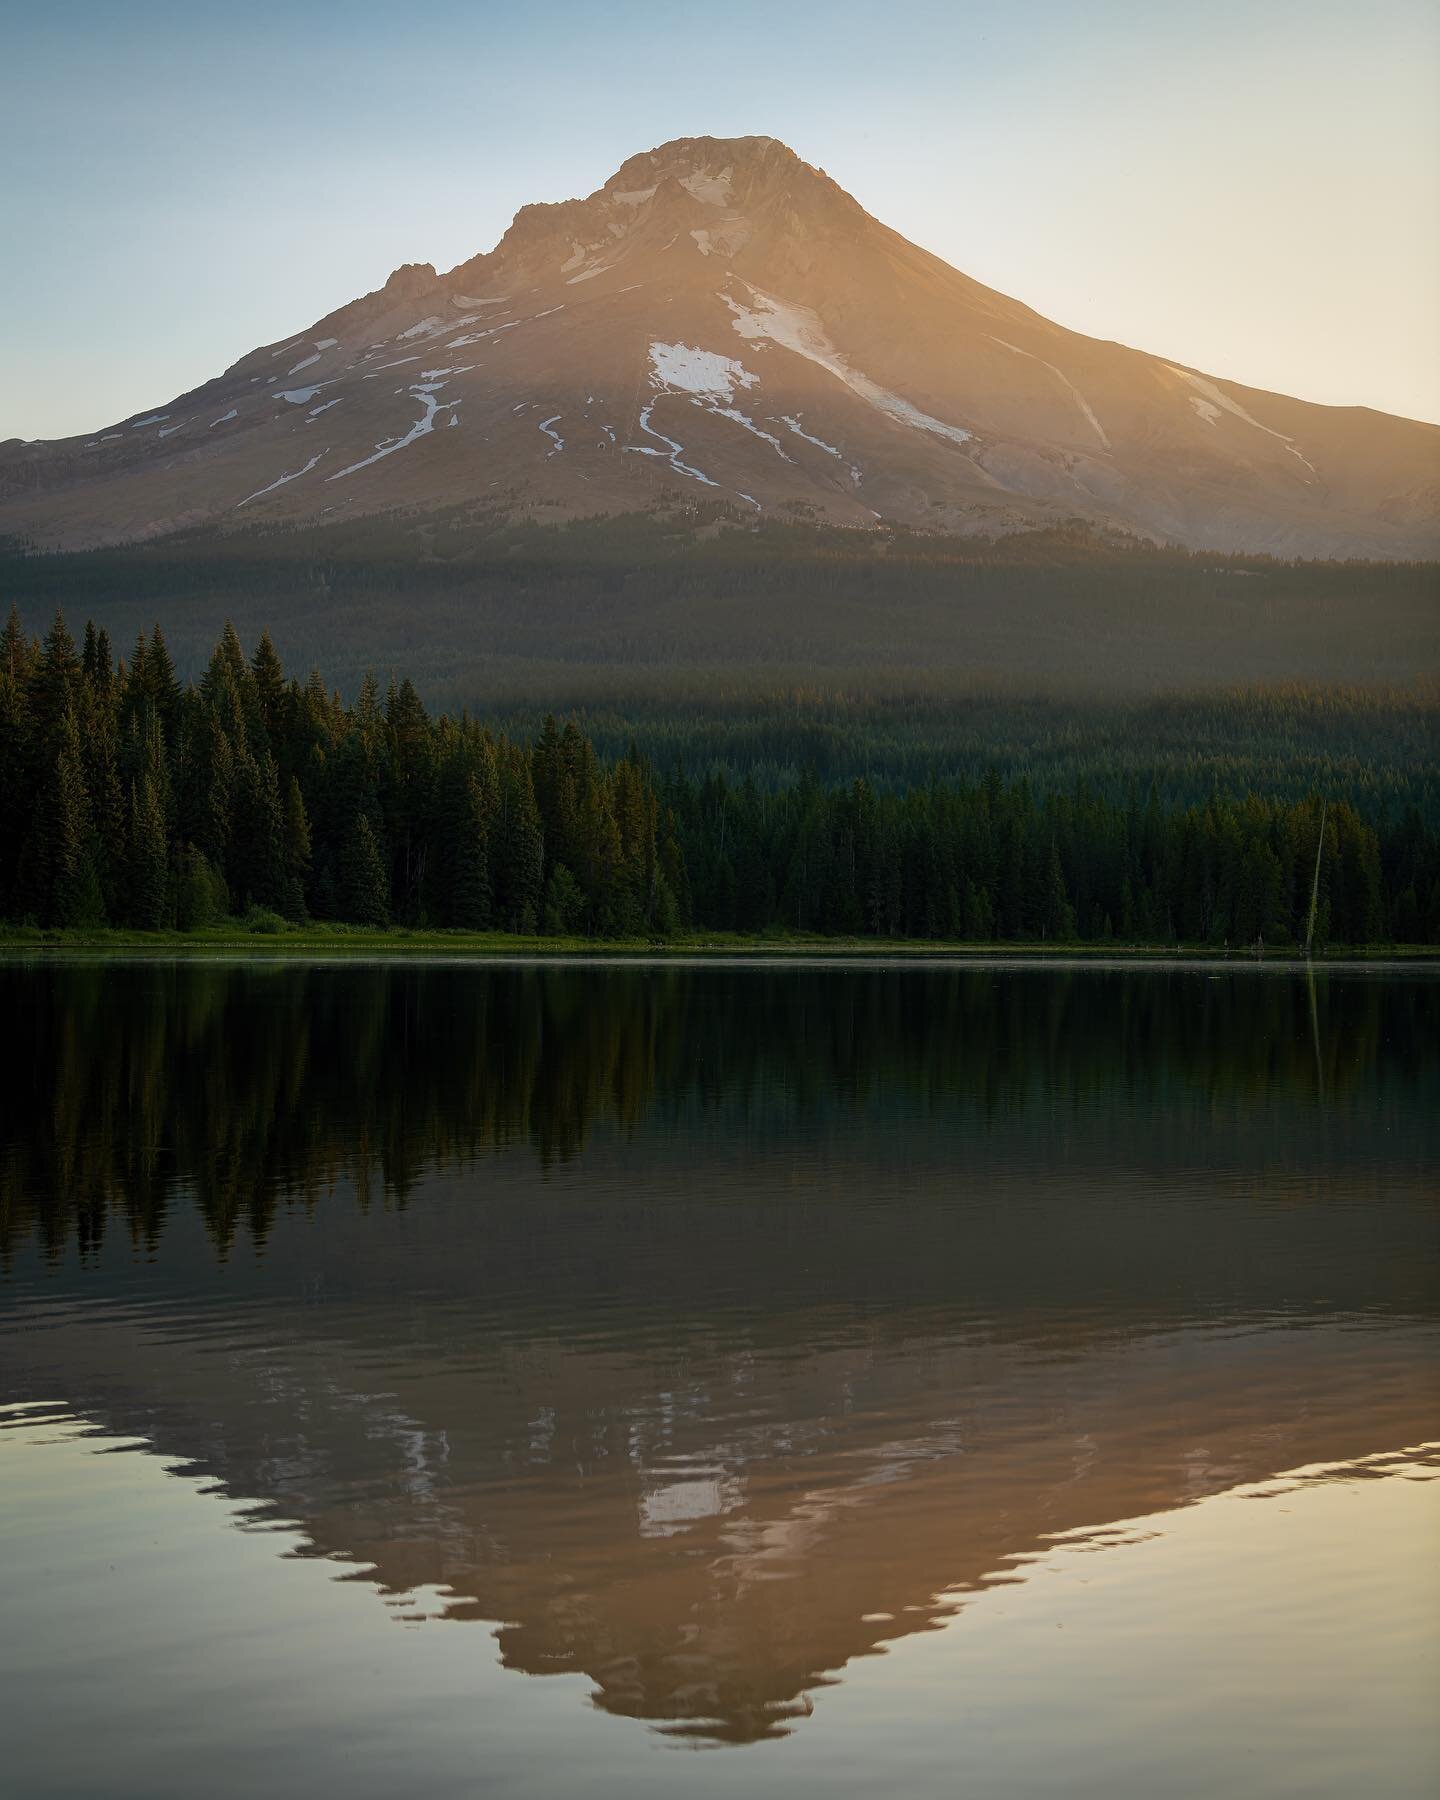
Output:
(0, 927), (1434, 966)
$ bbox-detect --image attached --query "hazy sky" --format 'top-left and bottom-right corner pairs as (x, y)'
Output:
(3, 0), (1437, 441)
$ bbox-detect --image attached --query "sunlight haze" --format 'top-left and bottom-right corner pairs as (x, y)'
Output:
(2, 0), (1437, 442)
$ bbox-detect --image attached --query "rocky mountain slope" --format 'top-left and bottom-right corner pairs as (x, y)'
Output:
(3, 135), (1437, 555)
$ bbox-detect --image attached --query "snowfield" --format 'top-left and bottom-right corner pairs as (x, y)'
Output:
(648, 342), (757, 403)
(724, 284), (975, 449)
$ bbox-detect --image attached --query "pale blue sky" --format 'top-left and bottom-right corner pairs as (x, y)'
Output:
(3, 0), (1437, 440)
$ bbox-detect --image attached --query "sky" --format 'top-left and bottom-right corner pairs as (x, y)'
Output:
(2, 0), (1437, 441)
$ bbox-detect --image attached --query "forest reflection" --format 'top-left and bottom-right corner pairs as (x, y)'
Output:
(2, 958), (1434, 1263)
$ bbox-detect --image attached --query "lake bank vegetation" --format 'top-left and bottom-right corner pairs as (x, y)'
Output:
(2, 611), (1436, 948)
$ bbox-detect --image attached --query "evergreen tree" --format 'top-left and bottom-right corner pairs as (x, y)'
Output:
(126, 775), (169, 929)
(340, 812), (390, 926)
(282, 777), (312, 922)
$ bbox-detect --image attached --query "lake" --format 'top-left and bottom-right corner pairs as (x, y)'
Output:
(1, 958), (1436, 1798)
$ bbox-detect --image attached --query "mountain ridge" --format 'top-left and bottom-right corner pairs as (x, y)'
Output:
(3, 134), (1437, 556)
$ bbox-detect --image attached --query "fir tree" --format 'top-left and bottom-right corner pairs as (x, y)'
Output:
(340, 812), (390, 926)
(127, 775), (169, 930)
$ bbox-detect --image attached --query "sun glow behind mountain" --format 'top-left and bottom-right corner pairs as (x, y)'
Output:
(2, 0), (1438, 446)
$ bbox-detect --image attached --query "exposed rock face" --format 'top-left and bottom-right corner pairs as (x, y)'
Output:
(3, 134), (1437, 554)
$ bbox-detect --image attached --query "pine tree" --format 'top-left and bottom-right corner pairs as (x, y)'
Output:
(447, 773), (491, 929)
(282, 777), (312, 922)
(127, 775), (169, 930)
(40, 707), (100, 927)
(340, 812), (390, 926)
(250, 630), (287, 755)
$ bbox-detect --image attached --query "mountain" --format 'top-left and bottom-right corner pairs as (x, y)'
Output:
(3, 135), (1437, 557)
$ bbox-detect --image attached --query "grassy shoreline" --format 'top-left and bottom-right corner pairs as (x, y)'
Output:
(0, 924), (1434, 962)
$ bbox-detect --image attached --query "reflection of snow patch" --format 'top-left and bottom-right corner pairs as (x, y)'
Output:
(600, 424), (616, 443)
(725, 285), (974, 448)
(691, 228), (714, 257)
(210, 409), (238, 427)
(537, 414), (563, 455)
(237, 450), (326, 507)
(989, 336), (1111, 450)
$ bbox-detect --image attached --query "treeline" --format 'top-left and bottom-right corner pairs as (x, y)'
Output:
(2, 610), (1438, 944)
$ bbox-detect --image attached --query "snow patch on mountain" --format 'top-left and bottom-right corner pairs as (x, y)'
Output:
(276, 386), (325, 404)
(724, 285), (974, 450)
(287, 353), (321, 375)
(538, 415), (564, 455)
(989, 337), (1111, 450)
(648, 342), (756, 403)
(626, 401), (720, 490)
(1164, 366), (1315, 476)
(328, 384), (458, 480)
(680, 168), (733, 206)
(237, 450), (326, 508)
(210, 409), (238, 427)
(777, 414), (840, 456)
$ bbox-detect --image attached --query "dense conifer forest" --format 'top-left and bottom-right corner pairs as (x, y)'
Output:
(2, 609), (1436, 945)
(5, 509), (1436, 702)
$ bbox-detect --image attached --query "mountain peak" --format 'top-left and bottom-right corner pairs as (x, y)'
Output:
(2, 135), (1436, 558)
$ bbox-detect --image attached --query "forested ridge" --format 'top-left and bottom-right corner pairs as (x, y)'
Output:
(4, 509), (1435, 700)
(2, 609), (1437, 945)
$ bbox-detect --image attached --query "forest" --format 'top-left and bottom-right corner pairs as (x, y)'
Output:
(4, 507), (1436, 703)
(1, 609), (1436, 946)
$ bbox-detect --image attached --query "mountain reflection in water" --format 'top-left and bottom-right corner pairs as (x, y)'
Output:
(2, 960), (1437, 1752)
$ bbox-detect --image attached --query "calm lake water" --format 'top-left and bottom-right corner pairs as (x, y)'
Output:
(1, 958), (1436, 1798)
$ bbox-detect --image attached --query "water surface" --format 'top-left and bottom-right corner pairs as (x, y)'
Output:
(2, 960), (1436, 1796)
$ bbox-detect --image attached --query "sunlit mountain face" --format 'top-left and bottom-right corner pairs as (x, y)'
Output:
(3, 962), (1436, 1747)
(3, 135), (1437, 557)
